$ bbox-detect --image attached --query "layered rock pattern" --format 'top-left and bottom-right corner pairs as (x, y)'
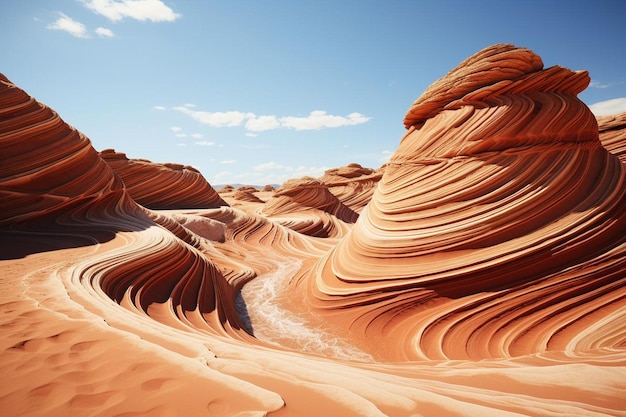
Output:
(320, 163), (383, 213)
(2, 44), (626, 417)
(303, 44), (626, 361)
(598, 112), (626, 163)
(261, 177), (359, 237)
(100, 149), (227, 209)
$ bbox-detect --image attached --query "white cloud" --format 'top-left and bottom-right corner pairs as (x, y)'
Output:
(220, 160), (237, 164)
(254, 161), (327, 178)
(47, 13), (89, 38)
(95, 27), (115, 38)
(175, 133), (186, 138)
(255, 161), (280, 171)
(381, 149), (393, 163)
(153, 105), (166, 110)
(190, 133), (203, 139)
(183, 103), (196, 108)
(280, 111), (370, 130)
(245, 132), (258, 137)
(245, 115), (281, 132)
(214, 171), (233, 179)
(173, 106), (251, 127)
(589, 98), (626, 116)
(195, 140), (216, 146)
(81, 0), (181, 22)
(175, 106), (371, 132)
(170, 126), (182, 132)
(590, 80), (610, 89)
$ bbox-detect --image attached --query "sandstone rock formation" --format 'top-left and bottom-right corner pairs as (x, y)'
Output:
(100, 149), (227, 209)
(301, 44), (626, 362)
(598, 112), (626, 162)
(261, 176), (359, 237)
(2, 43), (626, 417)
(320, 163), (383, 213)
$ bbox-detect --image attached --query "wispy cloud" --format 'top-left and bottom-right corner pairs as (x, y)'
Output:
(380, 150), (393, 162)
(47, 13), (89, 38)
(190, 133), (203, 139)
(153, 105), (166, 111)
(95, 27), (115, 38)
(81, 0), (181, 22)
(589, 98), (626, 116)
(195, 140), (216, 146)
(174, 106), (371, 132)
(245, 115), (280, 132)
(170, 126), (182, 132)
(280, 111), (370, 130)
(254, 161), (328, 176)
(173, 107), (251, 127)
(590, 80), (611, 89)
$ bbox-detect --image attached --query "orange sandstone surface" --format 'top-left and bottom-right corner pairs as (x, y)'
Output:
(1, 44), (626, 417)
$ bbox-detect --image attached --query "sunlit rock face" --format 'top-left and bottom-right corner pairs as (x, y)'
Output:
(305, 44), (626, 361)
(261, 177), (359, 237)
(100, 149), (227, 209)
(320, 163), (383, 213)
(598, 112), (626, 162)
(0, 75), (146, 229)
(2, 47), (626, 417)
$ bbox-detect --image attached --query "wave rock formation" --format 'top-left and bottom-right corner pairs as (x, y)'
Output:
(2, 44), (626, 417)
(303, 44), (626, 362)
(100, 148), (227, 209)
(598, 112), (626, 163)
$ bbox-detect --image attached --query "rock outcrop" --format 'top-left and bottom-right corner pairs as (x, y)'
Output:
(598, 112), (626, 162)
(303, 44), (626, 361)
(100, 149), (227, 209)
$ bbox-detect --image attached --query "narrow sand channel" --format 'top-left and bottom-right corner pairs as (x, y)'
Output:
(239, 258), (372, 361)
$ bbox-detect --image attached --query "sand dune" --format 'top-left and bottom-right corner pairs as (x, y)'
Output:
(1, 44), (626, 417)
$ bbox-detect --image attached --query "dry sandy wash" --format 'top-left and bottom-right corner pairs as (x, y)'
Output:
(1, 44), (625, 417)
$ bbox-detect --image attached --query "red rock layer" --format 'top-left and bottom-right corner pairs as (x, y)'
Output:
(0, 72), (248, 345)
(598, 112), (626, 163)
(303, 44), (626, 361)
(100, 149), (227, 209)
(0, 75), (143, 228)
(261, 177), (358, 237)
(232, 189), (265, 203)
(320, 163), (383, 213)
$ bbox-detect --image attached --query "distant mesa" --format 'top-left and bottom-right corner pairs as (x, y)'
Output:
(597, 112), (626, 163)
(100, 149), (228, 209)
(303, 44), (626, 361)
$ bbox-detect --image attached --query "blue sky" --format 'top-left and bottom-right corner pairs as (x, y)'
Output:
(2, 0), (625, 186)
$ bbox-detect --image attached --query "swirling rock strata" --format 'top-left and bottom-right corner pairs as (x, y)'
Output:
(0, 75), (143, 228)
(598, 112), (626, 162)
(261, 177), (359, 237)
(320, 163), (383, 213)
(100, 149), (227, 209)
(304, 44), (626, 361)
